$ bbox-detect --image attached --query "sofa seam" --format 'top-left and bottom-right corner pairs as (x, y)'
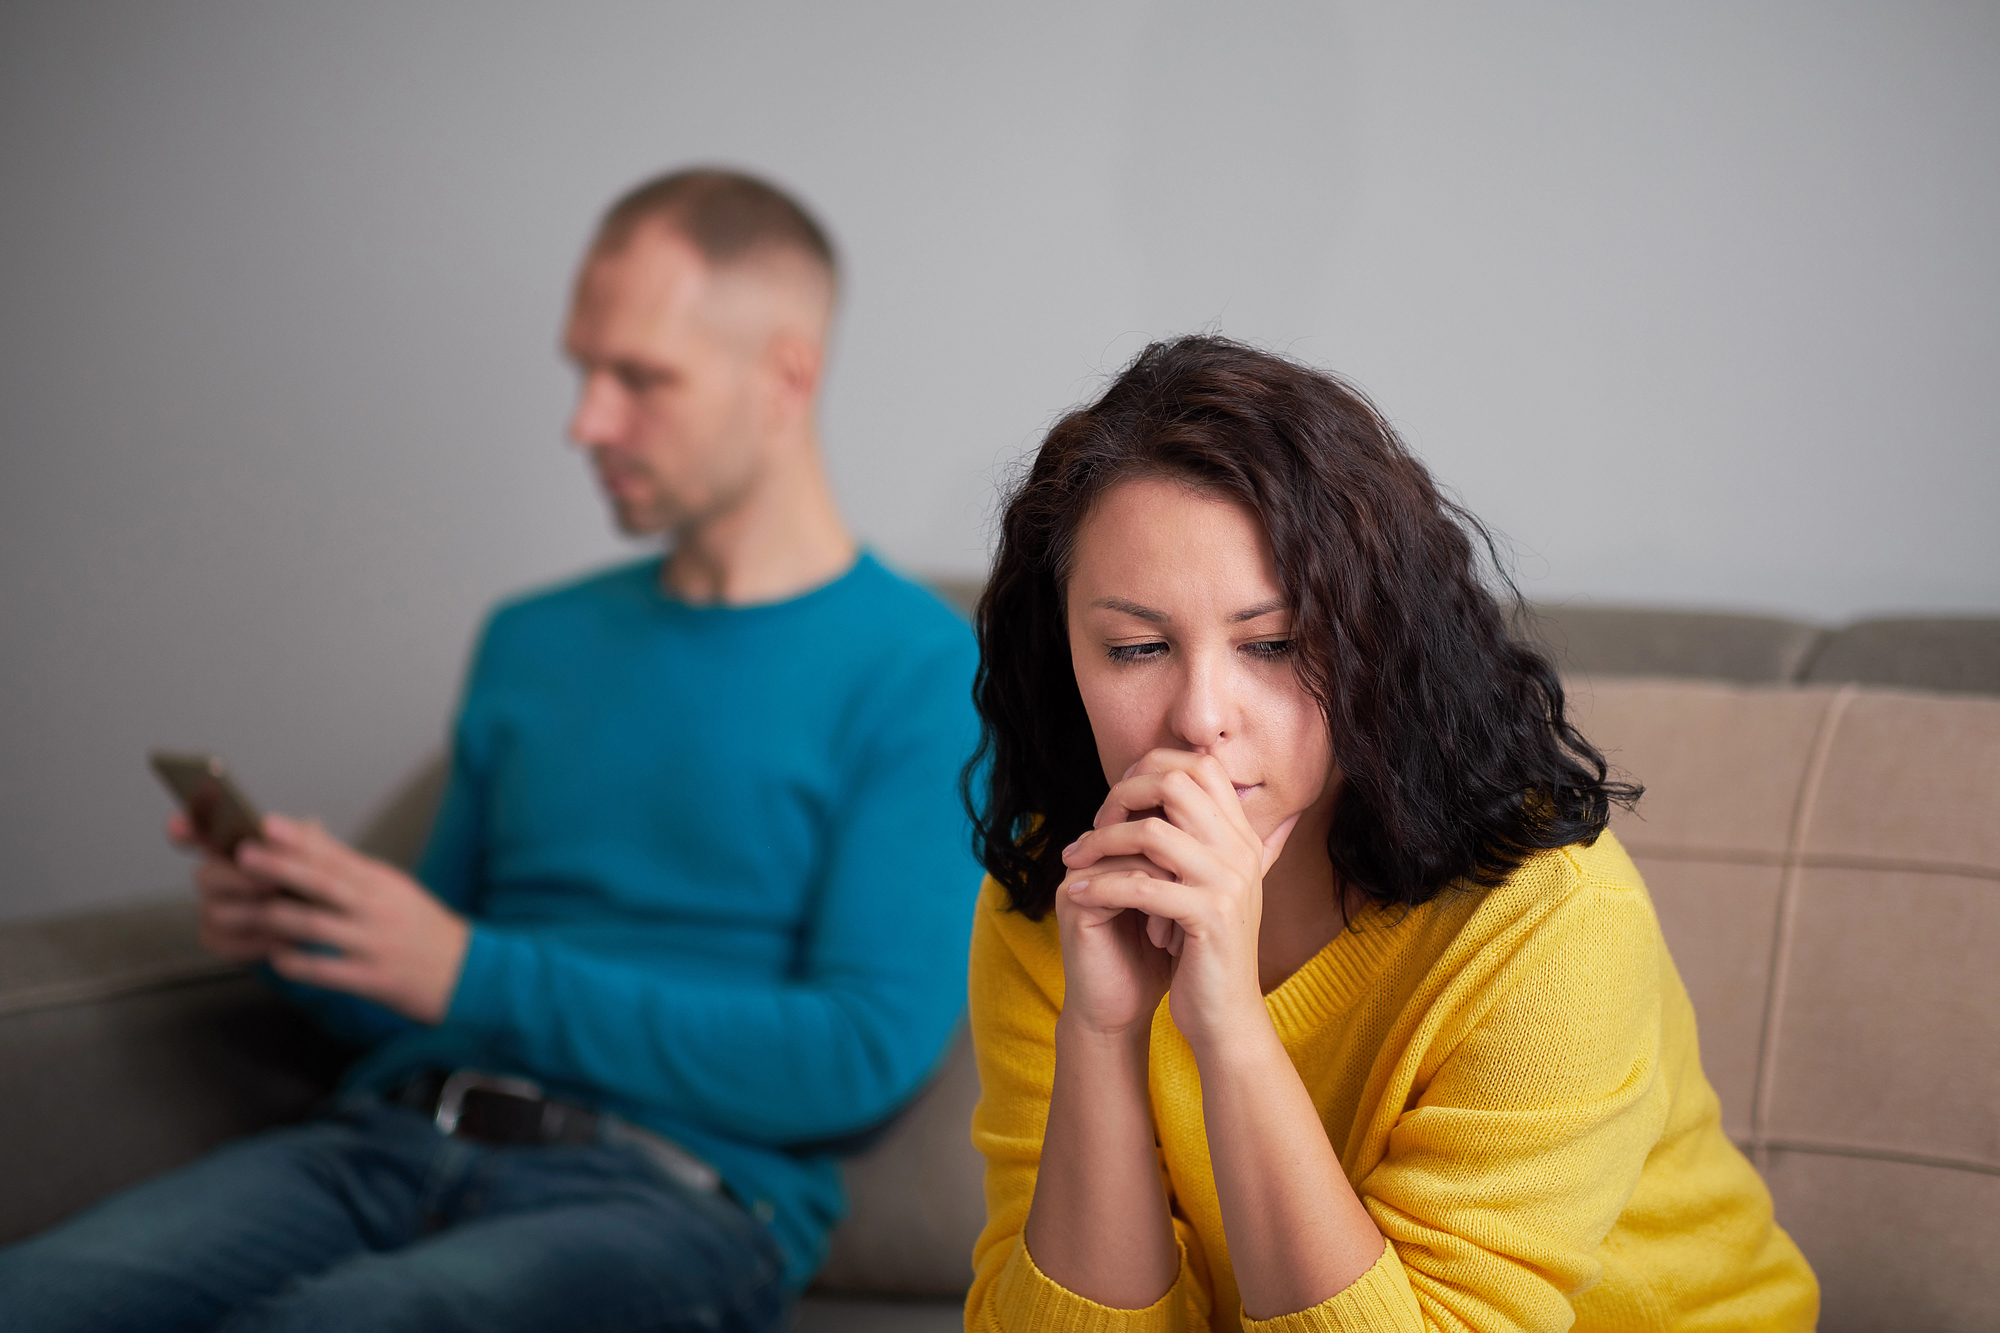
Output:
(1756, 1138), (2000, 1178)
(1749, 684), (1857, 1173)
(1622, 845), (2000, 882)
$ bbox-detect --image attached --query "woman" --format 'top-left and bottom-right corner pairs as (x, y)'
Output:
(962, 337), (1816, 1332)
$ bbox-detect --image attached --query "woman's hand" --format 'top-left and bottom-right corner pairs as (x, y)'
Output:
(1057, 752), (1382, 1320)
(1033, 817), (1190, 1309)
(1050, 845), (1177, 1040)
(1059, 750), (1298, 1053)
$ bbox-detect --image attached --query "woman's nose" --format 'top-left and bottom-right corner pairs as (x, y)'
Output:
(1169, 654), (1234, 749)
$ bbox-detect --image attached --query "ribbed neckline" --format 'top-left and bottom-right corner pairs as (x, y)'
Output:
(1262, 900), (1423, 1041)
(641, 550), (874, 619)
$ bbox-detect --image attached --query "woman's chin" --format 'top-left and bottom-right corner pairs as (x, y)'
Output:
(1241, 801), (1281, 837)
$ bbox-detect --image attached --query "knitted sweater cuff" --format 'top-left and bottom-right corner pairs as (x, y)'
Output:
(988, 1236), (1195, 1333)
(1238, 1243), (1421, 1333)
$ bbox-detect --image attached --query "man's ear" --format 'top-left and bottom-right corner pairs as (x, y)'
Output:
(762, 329), (824, 420)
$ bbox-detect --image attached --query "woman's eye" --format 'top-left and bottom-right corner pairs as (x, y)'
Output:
(1106, 642), (1168, 663)
(1244, 639), (1295, 659)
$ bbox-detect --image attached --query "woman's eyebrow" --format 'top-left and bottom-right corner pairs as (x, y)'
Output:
(1231, 598), (1290, 623)
(1090, 597), (1167, 623)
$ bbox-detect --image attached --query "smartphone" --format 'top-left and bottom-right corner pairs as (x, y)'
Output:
(149, 750), (264, 855)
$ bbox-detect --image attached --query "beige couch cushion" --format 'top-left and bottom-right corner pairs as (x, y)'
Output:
(1570, 680), (1842, 1140)
(1763, 1151), (2000, 1333)
(1574, 680), (2000, 1333)
(1805, 691), (2000, 869)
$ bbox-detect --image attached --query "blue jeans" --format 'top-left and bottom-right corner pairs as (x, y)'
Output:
(0, 1099), (787, 1333)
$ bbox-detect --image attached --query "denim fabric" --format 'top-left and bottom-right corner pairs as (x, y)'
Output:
(0, 1100), (787, 1333)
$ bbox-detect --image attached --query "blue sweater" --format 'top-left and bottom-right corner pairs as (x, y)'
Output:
(297, 553), (983, 1288)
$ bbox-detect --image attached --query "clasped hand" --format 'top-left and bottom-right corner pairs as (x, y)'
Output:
(172, 811), (469, 1025)
(1054, 750), (1298, 1051)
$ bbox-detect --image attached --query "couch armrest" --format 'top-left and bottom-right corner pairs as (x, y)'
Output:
(0, 896), (352, 1244)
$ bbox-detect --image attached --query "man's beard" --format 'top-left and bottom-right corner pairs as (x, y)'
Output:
(603, 463), (757, 540)
(611, 493), (674, 537)
(595, 457), (684, 537)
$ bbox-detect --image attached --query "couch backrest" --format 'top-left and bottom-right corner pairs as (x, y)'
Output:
(1572, 679), (2000, 1332)
(0, 900), (351, 1244)
(1524, 605), (1827, 684)
(1802, 616), (2000, 695)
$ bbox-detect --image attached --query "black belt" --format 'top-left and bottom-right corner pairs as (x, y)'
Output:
(388, 1068), (724, 1197)
(392, 1069), (602, 1148)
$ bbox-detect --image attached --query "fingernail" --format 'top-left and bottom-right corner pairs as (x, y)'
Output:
(1060, 838), (1081, 859)
(1068, 880), (1088, 895)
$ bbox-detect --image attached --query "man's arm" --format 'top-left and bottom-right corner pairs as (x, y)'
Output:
(237, 630), (983, 1143)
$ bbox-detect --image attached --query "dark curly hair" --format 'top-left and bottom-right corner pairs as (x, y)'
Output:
(965, 335), (1638, 920)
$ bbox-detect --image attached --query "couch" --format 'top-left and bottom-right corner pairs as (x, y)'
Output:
(3, 600), (1996, 1332)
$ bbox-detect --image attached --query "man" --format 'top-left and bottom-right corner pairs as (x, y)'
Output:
(0, 169), (982, 1332)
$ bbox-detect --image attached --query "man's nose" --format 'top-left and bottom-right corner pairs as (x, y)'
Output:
(566, 373), (624, 448)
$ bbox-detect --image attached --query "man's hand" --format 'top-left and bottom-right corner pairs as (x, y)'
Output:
(174, 812), (286, 964)
(174, 812), (471, 1025)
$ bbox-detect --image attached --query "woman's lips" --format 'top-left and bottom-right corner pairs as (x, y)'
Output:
(1232, 783), (1259, 801)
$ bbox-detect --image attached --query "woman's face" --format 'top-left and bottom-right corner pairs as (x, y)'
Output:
(1064, 475), (1338, 841)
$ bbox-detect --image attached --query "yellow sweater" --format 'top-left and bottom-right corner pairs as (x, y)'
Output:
(965, 832), (1817, 1332)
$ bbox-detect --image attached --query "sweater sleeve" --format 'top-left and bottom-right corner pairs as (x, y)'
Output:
(964, 882), (1212, 1333)
(438, 635), (986, 1144)
(408, 712), (487, 915)
(1249, 861), (1674, 1333)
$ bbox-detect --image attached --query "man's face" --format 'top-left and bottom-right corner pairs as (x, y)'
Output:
(562, 227), (768, 537)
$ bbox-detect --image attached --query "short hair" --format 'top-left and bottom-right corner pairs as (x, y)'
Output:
(593, 167), (837, 284)
(967, 335), (1640, 920)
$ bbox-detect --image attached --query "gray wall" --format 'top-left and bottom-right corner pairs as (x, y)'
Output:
(4, 1), (1996, 921)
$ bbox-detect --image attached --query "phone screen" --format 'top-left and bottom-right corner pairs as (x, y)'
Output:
(149, 750), (264, 855)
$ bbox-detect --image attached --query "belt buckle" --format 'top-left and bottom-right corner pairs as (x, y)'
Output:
(433, 1069), (544, 1136)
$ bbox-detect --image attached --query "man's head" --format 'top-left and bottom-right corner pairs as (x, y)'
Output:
(563, 169), (838, 538)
